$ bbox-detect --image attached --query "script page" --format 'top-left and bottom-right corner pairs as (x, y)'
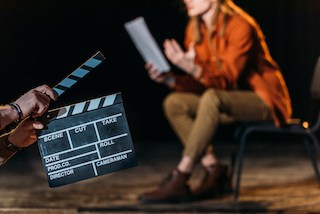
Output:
(125, 17), (170, 73)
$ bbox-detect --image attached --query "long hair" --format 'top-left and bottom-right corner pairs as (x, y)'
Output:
(189, 0), (266, 45)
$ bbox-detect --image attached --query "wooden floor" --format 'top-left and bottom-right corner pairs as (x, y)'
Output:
(1, 139), (320, 213)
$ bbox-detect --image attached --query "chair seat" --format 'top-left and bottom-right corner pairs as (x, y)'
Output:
(235, 120), (309, 138)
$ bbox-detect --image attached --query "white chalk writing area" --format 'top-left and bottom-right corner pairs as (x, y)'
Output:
(37, 93), (137, 187)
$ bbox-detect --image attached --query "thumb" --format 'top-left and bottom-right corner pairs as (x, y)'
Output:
(188, 42), (195, 50)
(32, 121), (44, 130)
(186, 42), (195, 58)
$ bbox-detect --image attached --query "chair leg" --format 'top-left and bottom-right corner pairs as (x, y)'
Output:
(304, 136), (320, 185)
(234, 135), (247, 207)
(231, 126), (244, 189)
(229, 151), (236, 187)
(310, 132), (320, 156)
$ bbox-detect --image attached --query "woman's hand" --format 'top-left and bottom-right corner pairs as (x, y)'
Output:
(163, 39), (201, 77)
(145, 62), (175, 88)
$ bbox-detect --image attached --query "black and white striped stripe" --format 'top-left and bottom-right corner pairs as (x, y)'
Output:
(53, 93), (119, 119)
(53, 51), (105, 96)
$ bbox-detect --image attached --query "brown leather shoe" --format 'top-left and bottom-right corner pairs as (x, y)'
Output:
(139, 168), (192, 204)
(192, 164), (232, 200)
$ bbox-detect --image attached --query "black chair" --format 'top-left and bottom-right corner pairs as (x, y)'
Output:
(232, 56), (320, 205)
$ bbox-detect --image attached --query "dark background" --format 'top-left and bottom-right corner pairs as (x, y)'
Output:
(0, 0), (319, 141)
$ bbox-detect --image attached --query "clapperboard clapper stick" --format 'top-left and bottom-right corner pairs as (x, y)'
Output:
(36, 52), (137, 187)
(53, 51), (106, 96)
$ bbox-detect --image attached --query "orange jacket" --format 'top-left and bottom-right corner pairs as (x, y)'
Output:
(173, 12), (292, 126)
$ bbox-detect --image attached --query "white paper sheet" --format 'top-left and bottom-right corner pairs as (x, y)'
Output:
(125, 17), (170, 73)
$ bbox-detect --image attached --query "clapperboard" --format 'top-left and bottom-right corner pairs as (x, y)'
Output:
(36, 52), (137, 187)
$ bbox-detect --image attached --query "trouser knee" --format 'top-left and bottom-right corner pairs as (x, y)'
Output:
(199, 89), (221, 115)
(163, 92), (185, 119)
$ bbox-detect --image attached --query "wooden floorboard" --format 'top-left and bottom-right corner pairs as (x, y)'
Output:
(0, 140), (320, 213)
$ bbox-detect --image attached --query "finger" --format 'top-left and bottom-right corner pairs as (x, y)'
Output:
(36, 84), (58, 101)
(188, 42), (195, 51)
(31, 92), (51, 117)
(37, 84), (57, 100)
(36, 90), (51, 104)
(31, 106), (48, 118)
(20, 120), (44, 132)
(150, 62), (160, 71)
(145, 63), (152, 70)
(32, 104), (49, 118)
(171, 39), (183, 53)
(29, 133), (38, 141)
(163, 39), (170, 47)
(16, 119), (35, 131)
(149, 72), (161, 82)
(187, 42), (195, 55)
(164, 40), (183, 63)
(154, 71), (162, 79)
(164, 46), (176, 62)
(146, 62), (158, 71)
(164, 40), (176, 56)
(150, 69), (162, 80)
(149, 69), (159, 79)
(32, 121), (44, 130)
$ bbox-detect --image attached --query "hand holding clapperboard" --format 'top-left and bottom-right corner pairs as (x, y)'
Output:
(37, 51), (137, 187)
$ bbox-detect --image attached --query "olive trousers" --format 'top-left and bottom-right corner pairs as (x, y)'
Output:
(163, 89), (273, 161)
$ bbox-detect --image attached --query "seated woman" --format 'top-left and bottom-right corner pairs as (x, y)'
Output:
(140, 0), (292, 203)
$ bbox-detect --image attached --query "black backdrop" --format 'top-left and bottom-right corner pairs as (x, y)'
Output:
(0, 0), (319, 140)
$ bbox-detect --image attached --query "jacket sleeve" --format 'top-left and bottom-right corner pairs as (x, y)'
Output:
(173, 74), (206, 94)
